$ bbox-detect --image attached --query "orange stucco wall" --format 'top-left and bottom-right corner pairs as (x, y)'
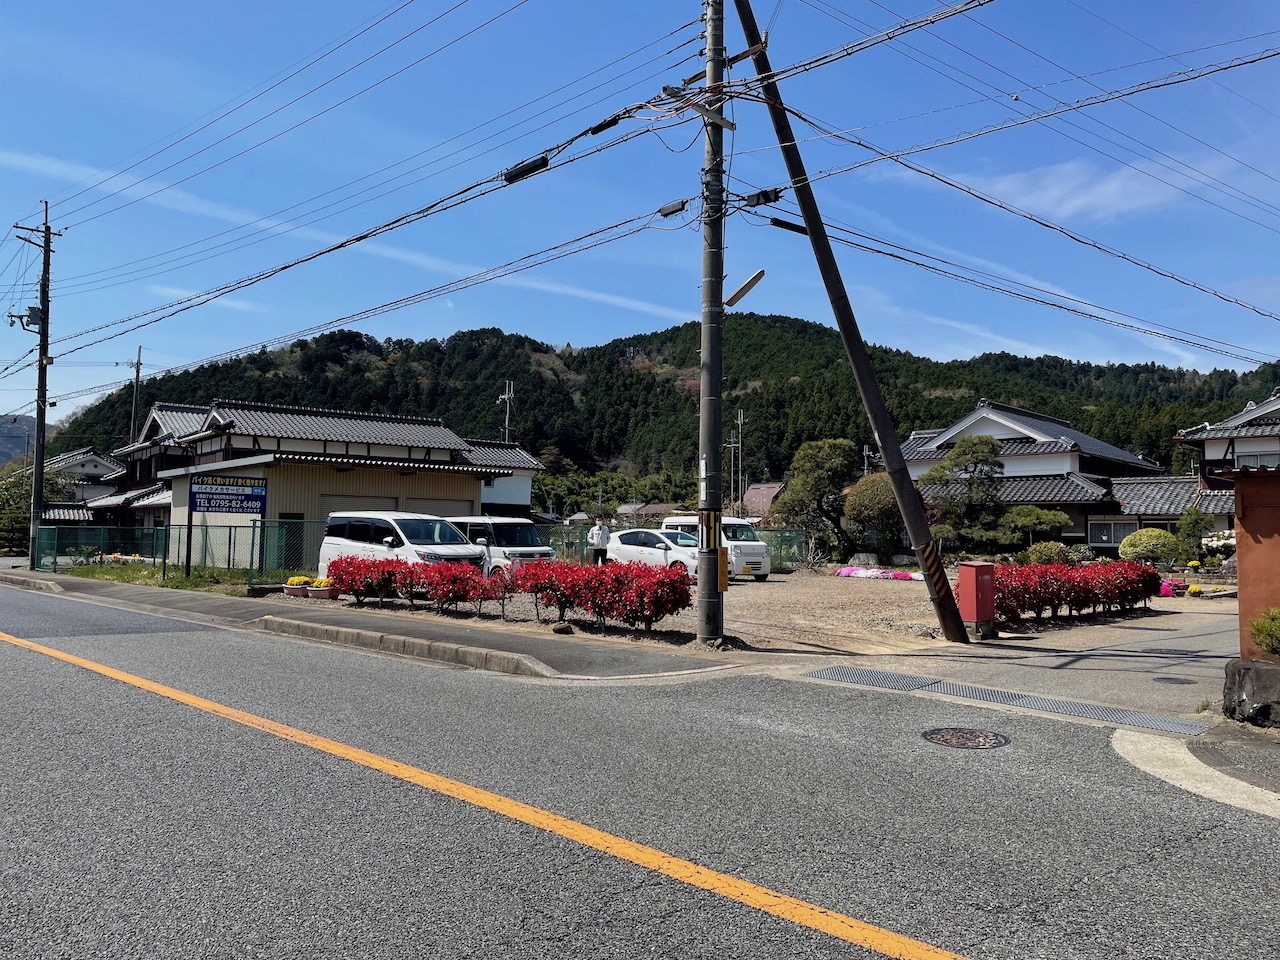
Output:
(1235, 474), (1280, 663)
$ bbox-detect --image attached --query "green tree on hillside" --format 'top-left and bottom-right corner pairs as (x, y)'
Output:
(918, 435), (1005, 551)
(844, 471), (906, 563)
(770, 439), (861, 560)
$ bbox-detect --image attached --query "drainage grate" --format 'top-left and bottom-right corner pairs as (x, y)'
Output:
(805, 665), (937, 692)
(928, 681), (1023, 706)
(804, 667), (1212, 736)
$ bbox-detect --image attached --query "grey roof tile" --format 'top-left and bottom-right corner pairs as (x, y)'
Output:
(43, 503), (93, 522)
(203, 400), (469, 450)
(975, 400), (1159, 469)
(1111, 476), (1200, 516)
(920, 473), (1111, 505)
(460, 439), (544, 471)
(1177, 419), (1280, 441)
(272, 453), (508, 475)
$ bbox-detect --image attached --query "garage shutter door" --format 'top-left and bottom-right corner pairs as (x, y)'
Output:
(319, 494), (399, 518)
(406, 497), (473, 516)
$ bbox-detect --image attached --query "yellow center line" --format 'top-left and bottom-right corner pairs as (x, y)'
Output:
(2, 630), (969, 960)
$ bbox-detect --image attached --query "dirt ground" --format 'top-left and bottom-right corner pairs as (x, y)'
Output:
(300, 567), (1237, 656)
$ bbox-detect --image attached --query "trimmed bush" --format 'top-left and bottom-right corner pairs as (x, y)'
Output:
(991, 561), (1161, 622)
(1025, 541), (1072, 566)
(312, 555), (695, 631)
(1118, 528), (1179, 565)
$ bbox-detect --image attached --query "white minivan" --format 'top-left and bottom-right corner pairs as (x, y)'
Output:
(317, 511), (485, 578)
(446, 515), (555, 575)
(659, 514), (771, 581)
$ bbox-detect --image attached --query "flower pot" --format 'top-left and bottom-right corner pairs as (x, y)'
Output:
(307, 586), (342, 600)
(283, 585), (310, 597)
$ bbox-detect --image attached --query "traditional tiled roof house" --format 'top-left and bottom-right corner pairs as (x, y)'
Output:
(907, 399), (1232, 551)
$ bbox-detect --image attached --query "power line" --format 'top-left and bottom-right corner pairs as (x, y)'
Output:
(50, 21), (705, 296)
(744, 202), (1273, 366)
(37, 115), (692, 363)
(49, 0), (426, 212)
(805, 0), (1280, 230)
(61, 0), (531, 228)
(16, 202), (694, 414)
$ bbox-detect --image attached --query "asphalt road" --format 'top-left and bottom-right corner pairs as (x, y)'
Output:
(2, 585), (1276, 960)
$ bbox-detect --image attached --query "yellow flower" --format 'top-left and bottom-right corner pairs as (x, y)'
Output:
(1187, 560), (1201, 568)
(312, 578), (333, 588)
(1187, 585), (1202, 596)
(286, 576), (313, 587)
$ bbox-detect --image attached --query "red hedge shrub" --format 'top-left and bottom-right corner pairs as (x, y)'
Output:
(324, 556), (694, 630)
(514, 559), (583, 622)
(990, 560), (1161, 623)
(413, 561), (486, 613)
(326, 555), (408, 606)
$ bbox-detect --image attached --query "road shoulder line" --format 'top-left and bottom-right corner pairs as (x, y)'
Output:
(1111, 728), (1280, 820)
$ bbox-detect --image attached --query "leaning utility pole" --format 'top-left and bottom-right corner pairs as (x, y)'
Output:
(11, 202), (59, 571)
(732, 0), (969, 643)
(696, 0), (730, 646)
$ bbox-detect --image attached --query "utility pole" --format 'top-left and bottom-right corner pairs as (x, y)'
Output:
(129, 346), (142, 440)
(723, 429), (739, 515)
(732, 0), (969, 643)
(696, 0), (730, 647)
(736, 407), (747, 516)
(497, 379), (514, 443)
(11, 202), (59, 571)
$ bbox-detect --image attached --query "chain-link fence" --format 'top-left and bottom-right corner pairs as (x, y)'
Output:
(757, 528), (805, 572)
(247, 519), (329, 586)
(32, 524), (267, 579)
(27, 520), (804, 580)
(34, 525), (172, 572)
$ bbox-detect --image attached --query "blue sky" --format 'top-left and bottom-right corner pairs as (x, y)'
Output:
(3, 0), (1280, 428)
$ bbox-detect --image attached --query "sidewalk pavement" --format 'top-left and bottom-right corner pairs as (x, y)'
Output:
(3, 567), (1278, 801)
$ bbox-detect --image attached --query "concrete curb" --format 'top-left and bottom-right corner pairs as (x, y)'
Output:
(255, 616), (558, 678)
(0, 572), (63, 593)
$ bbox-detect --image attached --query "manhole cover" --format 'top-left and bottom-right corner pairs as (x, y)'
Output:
(922, 728), (1011, 750)
(1153, 677), (1197, 685)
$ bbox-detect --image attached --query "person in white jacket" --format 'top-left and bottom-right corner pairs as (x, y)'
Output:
(588, 517), (610, 565)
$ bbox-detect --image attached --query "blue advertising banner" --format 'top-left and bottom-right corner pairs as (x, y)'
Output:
(190, 474), (267, 515)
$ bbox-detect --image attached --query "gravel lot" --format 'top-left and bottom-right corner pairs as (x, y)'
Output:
(289, 566), (1238, 657)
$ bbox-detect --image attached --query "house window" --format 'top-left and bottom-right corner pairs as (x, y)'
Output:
(482, 478), (494, 488)
(1089, 521), (1139, 546)
(1236, 452), (1280, 468)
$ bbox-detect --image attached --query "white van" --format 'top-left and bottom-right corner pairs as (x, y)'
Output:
(659, 514), (771, 581)
(446, 515), (555, 575)
(317, 511), (485, 578)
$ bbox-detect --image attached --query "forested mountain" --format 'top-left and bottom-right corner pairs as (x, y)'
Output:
(44, 313), (1280, 481)
(0, 415), (35, 467)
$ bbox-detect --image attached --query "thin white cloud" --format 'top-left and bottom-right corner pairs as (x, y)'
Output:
(962, 159), (1184, 224)
(0, 148), (694, 323)
(850, 283), (1048, 356)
